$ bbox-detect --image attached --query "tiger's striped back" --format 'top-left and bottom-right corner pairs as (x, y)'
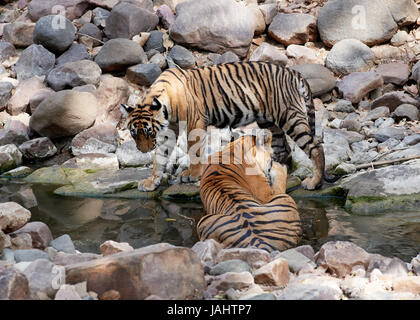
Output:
(197, 135), (302, 252)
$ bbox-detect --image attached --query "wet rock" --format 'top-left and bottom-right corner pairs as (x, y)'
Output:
(65, 243), (206, 299)
(0, 143), (24, 173)
(268, 13), (317, 46)
(191, 239), (223, 265)
(0, 202), (31, 234)
(30, 90), (98, 138)
(0, 42), (16, 62)
(94, 38), (146, 72)
(375, 62), (410, 86)
(23, 259), (60, 298)
(0, 262), (30, 300)
(291, 64), (336, 97)
(33, 15), (75, 55)
(3, 22), (35, 48)
(253, 257), (289, 287)
(315, 241), (370, 278)
(126, 63), (162, 86)
(14, 249), (49, 263)
(18, 137), (57, 160)
(12, 221), (53, 250)
(374, 127), (405, 142)
(341, 161), (420, 214)
(216, 248), (270, 269)
(116, 140), (153, 167)
(169, 0), (255, 58)
(156, 4), (174, 29)
(7, 76), (48, 116)
(15, 44), (55, 81)
(318, 0), (397, 47)
(337, 72), (384, 104)
(209, 260), (252, 276)
(371, 91), (420, 112)
(50, 235), (76, 254)
(392, 104), (419, 121)
(325, 39), (374, 75)
(100, 240), (133, 256)
(161, 184), (200, 200)
(47, 60), (102, 92)
(28, 0), (89, 22)
(249, 42), (288, 65)
(104, 1), (158, 39)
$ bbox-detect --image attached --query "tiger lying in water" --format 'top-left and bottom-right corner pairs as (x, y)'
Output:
(197, 132), (302, 252)
(121, 61), (327, 192)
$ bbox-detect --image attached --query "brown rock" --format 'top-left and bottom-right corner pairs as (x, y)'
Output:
(70, 123), (118, 156)
(268, 13), (317, 46)
(371, 91), (420, 112)
(216, 248), (271, 269)
(337, 72), (384, 104)
(315, 241), (370, 278)
(99, 289), (120, 300)
(0, 262), (30, 300)
(249, 42), (288, 65)
(10, 232), (32, 250)
(0, 230), (11, 251)
(93, 75), (129, 126)
(375, 62), (410, 86)
(100, 240), (134, 256)
(12, 221), (52, 249)
(7, 76), (47, 116)
(3, 22), (35, 48)
(0, 202), (31, 233)
(52, 252), (101, 266)
(65, 243), (206, 300)
(253, 257), (290, 287)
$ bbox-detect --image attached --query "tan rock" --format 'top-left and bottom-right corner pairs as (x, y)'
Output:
(209, 271), (254, 291)
(12, 221), (52, 250)
(0, 202), (31, 233)
(253, 257), (290, 287)
(216, 248), (270, 269)
(7, 76), (47, 116)
(393, 276), (420, 294)
(100, 240), (134, 256)
(65, 243), (206, 300)
(0, 262), (30, 300)
(99, 289), (120, 300)
(191, 239), (223, 264)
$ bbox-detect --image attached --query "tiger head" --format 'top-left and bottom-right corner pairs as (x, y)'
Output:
(121, 93), (170, 153)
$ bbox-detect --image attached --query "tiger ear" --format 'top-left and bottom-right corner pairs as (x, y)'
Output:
(150, 98), (162, 111)
(120, 104), (134, 117)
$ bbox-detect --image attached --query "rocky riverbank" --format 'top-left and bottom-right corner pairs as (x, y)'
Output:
(0, 0), (420, 300)
(1, 204), (420, 300)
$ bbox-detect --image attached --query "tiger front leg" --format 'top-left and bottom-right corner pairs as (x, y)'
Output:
(301, 142), (324, 190)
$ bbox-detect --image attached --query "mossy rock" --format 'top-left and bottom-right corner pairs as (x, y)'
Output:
(286, 176), (301, 191)
(345, 193), (420, 215)
(161, 183), (200, 200)
(23, 166), (90, 185)
(54, 185), (160, 199)
(1, 166), (34, 178)
(289, 185), (347, 199)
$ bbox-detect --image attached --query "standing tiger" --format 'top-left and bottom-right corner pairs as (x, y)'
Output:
(121, 61), (325, 191)
(197, 132), (302, 251)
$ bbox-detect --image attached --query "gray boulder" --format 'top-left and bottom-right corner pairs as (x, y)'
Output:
(392, 104), (419, 122)
(126, 63), (162, 86)
(268, 13), (317, 46)
(336, 72), (384, 104)
(18, 137), (58, 160)
(318, 0), (398, 47)
(0, 82), (13, 108)
(0, 42), (16, 62)
(28, 0), (88, 22)
(167, 45), (195, 69)
(33, 15), (76, 54)
(169, 0), (255, 58)
(291, 64), (336, 97)
(371, 91), (420, 112)
(104, 1), (158, 39)
(15, 44), (55, 81)
(3, 22), (35, 48)
(56, 44), (92, 67)
(46, 60), (102, 91)
(94, 38), (146, 72)
(325, 39), (374, 75)
(380, 0), (419, 26)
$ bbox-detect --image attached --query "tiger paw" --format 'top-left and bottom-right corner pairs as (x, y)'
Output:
(301, 176), (321, 191)
(179, 169), (201, 183)
(138, 177), (159, 192)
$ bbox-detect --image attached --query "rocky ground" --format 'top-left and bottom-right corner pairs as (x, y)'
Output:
(0, 0), (420, 300)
